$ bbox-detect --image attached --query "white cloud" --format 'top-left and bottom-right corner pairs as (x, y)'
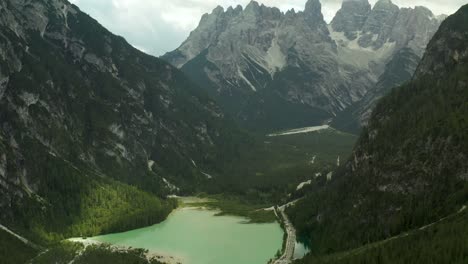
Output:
(70, 0), (465, 56)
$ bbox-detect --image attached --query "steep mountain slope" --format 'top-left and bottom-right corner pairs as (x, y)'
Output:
(163, 0), (442, 132)
(0, 0), (246, 242)
(288, 4), (468, 262)
(330, 47), (422, 133)
(298, 209), (468, 264)
(331, 2), (446, 133)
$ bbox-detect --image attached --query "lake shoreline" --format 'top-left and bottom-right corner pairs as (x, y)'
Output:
(68, 237), (185, 264)
(67, 196), (286, 264)
(69, 203), (283, 264)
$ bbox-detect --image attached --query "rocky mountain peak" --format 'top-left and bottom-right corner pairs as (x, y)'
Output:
(212, 5), (224, 14)
(355, 0), (399, 49)
(413, 5), (434, 16)
(245, 1), (260, 13)
(304, 0), (324, 23)
(331, 0), (371, 39)
(375, 0), (393, 5)
(226, 5), (243, 16)
(243, 1), (282, 20)
(304, 0), (322, 14)
(163, 0), (443, 131)
(362, 0), (399, 33)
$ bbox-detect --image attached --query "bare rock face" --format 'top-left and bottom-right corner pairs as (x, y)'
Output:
(358, 0), (400, 49)
(163, 0), (443, 132)
(331, 0), (372, 40)
(331, 1), (445, 133)
(304, 0), (326, 28)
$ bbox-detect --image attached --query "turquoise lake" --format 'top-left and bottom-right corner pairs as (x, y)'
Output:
(93, 208), (284, 264)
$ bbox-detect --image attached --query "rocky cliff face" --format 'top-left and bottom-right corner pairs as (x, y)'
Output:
(163, 0), (443, 131)
(288, 4), (468, 256)
(339, 1), (468, 240)
(331, 2), (446, 133)
(331, 0), (371, 40)
(0, 0), (245, 224)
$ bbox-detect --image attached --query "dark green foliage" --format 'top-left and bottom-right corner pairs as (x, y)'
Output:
(188, 194), (278, 223)
(203, 129), (357, 203)
(75, 245), (164, 264)
(5, 140), (176, 243)
(32, 242), (164, 264)
(288, 69), (468, 259)
(31, 242), (83, 264)
(0, 229), (38, 264)
(296, 210), (468, 264)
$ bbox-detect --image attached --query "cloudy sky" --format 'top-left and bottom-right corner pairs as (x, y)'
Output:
(69, 0), (465, 56)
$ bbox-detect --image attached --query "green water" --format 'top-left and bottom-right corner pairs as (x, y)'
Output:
(93, 208), (284, 264)
(294, 241), (310, 259)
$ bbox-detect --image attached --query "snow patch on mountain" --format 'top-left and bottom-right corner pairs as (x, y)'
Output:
(329, 25), (396, 69)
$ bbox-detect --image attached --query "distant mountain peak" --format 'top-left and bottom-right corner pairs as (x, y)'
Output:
(376, 0), (393, 4)
(245, 1), (260, 10)
(212, 5), (224, 14)
(331, 0), (371, 39)
(162, 0), (443, 131)
(373, 0), (397, 9)
(304, 0), (324, 22)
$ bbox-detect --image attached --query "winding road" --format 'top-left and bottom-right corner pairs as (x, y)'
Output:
(273, 207), (296, 264)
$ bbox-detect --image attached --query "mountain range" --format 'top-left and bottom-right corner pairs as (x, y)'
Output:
(163, 0), (445, 132)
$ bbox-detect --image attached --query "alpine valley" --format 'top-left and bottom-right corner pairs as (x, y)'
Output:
(0, 0), (467, 264)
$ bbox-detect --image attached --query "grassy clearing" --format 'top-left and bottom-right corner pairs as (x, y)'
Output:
(213, 128), (358, 203)
(180, 195), (278, 223)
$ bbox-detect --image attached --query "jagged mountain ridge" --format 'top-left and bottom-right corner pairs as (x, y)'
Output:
(163, 0), (443, 131)
(331, 0), (447, 133)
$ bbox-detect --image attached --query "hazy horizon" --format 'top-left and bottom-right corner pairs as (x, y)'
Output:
(69, 0), (465, 56)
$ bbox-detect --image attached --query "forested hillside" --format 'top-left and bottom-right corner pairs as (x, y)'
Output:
(296, 209), (467, 264)
(288, 4), (468, 263)
(0, 0), (247, 245)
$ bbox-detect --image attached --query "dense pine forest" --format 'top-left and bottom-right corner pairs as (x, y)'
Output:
(296, 210), (468, 264)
